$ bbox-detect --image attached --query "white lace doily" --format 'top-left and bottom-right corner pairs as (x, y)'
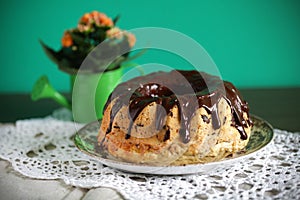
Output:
(0, 109), (299, 199)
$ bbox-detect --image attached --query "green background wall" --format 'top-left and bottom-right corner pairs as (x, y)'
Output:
(0, 0), (299, 93)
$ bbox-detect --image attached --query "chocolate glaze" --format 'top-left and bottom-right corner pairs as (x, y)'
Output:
(103, 70), (252, 143)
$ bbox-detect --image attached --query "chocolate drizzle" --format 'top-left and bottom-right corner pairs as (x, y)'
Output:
(103, 70), (252, 143)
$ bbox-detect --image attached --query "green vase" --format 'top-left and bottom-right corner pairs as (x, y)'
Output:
(71, 67), (123, 123)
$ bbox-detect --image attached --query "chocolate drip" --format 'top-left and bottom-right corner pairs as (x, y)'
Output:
(163, 129), (171, 141)
(106, 98), (123, 134)
(155, 97), (178, 131)
(126, 97), (158, 139)
(104, 70), (252, 143)
(155, 98), (167, 131)
(224, 81), (252, 139)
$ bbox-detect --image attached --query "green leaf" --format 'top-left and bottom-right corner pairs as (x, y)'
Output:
(69, 31), (92, 49)
(57, 60), (80, 75)
(113, 14), (120, 25)
(39, 40), (61, 65)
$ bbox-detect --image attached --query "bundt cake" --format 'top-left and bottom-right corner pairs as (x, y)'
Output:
(97, 70), (252, 166)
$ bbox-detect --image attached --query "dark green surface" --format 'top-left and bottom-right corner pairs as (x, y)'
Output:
(0, 1), (300, 92)
(0, 88), (299, 132)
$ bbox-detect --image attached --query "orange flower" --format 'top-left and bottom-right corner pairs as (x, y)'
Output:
(79, 13), (92, 25)
(90, 11), (113, 27)
(98, 13), (113, 27)
(106, 28), (136, 48)
(126, 32), (136, 48)
(78, 11), (113, 32)
(106, 27), (123, 39)
(61, 31), (73, 47)
(78, 13), (92, 32)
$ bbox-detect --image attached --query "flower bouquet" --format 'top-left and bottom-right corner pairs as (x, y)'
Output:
(40, 11), (137, 74)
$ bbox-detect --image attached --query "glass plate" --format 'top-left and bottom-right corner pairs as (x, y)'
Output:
(74, 115), (273, 175)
